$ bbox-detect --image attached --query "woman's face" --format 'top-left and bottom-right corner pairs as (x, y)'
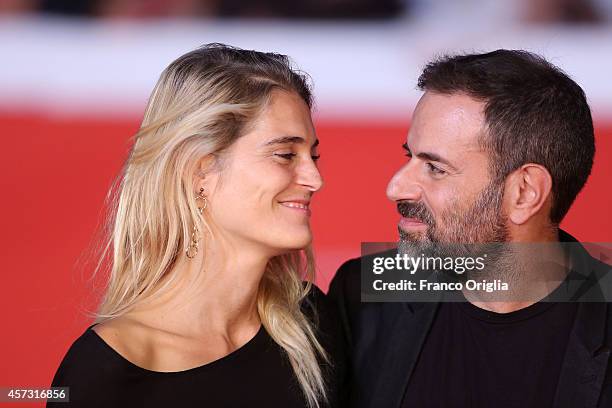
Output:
(203, 90), (323, 256)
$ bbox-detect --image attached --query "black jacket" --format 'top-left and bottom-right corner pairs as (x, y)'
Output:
(328, 231), (612, 408)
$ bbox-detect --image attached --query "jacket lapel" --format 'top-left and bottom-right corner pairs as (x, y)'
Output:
(554, 301), (610, 408)
(368, 302), (439, 408)
(553, 231), (611, 407)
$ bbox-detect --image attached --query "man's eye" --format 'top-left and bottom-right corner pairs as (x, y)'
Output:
(427, 162), (446, 175)
(274, 153), (297, 160)
(311, 154), (321, 162)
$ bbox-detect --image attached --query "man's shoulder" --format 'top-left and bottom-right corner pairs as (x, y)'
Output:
(301, 281), (334, 322)
(329, 248), (398, 295)
(561, 231), (612, 301)
(328, 249), (431, 319)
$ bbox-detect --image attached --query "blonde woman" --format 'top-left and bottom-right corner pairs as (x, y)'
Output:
(49, 44), (344, 408)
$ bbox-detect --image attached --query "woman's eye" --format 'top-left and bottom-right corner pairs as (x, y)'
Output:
(274, 153), (297, 160)
(274, 152), (320, 163)
(427, 162), (446, 175)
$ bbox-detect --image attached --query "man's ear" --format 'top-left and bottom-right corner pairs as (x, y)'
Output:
(504, 164), (553, 225)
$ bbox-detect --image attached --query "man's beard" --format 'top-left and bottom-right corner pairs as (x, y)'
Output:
(397, 179), (510, 280)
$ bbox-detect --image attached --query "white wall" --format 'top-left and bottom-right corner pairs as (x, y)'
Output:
(2, 16), (612, 120)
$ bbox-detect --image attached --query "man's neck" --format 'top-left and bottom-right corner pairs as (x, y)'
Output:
(462, 228), (570, 314)
(467, 300), (536, 314)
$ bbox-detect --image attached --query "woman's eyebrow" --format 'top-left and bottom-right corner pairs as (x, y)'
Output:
(265, 136), (304, 145)
(264, 136), (319, 148)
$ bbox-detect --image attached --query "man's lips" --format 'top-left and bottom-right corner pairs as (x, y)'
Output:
(399, 216), (427, 231)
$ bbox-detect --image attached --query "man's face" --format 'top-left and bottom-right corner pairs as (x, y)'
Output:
(386, 91), (508, 255)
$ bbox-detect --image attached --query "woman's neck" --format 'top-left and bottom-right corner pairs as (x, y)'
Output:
(127, 240), (270, 341)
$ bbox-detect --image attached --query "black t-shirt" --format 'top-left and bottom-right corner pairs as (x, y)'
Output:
(401, 298), (578, 408)
(49, 287), (344, 408)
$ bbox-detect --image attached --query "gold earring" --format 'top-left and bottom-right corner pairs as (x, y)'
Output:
(186, 225), (199, 259)
(186, 188), (208, 259)
(196, 187), (208, 214)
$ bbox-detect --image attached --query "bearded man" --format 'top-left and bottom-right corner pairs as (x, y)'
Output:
(329, 50), (612, 408)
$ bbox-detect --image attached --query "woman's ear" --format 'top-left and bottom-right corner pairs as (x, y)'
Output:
(505, 163), (553, 225)
(194, 155), (218, 196)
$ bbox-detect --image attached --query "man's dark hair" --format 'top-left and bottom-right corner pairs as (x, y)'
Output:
(418, 49), (595, 224)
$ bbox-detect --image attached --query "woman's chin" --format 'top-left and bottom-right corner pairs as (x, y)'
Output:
(267, 233), (313, 254)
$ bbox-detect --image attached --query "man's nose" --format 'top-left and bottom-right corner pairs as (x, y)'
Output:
(386, 163), (422, 202)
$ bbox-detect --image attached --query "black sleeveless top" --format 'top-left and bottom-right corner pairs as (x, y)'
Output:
(48, 286), (345, 408)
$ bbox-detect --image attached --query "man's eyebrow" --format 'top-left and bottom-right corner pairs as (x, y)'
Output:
(265, 136), (319, 148)
(402, 143), (457, 171)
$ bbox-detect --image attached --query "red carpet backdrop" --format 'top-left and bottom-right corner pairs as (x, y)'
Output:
(1, 10), (612, 405)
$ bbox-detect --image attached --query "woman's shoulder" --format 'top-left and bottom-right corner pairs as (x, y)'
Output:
(54, 323), (136, 378)
(89, 317), (153, 367)
(49, 325), (130, 406)
(63, 319), (163, 373)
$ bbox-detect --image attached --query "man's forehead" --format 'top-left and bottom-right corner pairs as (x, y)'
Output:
(408, 91), (486, 153)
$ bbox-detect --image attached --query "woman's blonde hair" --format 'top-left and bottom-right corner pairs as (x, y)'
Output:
(94, 44), (328, 407)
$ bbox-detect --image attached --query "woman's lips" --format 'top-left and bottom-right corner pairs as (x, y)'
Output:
(279, 201), (311, 216)
(399, 216), (427, 231)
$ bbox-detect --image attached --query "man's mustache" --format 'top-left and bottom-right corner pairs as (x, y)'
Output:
(397, 201), (434, 226)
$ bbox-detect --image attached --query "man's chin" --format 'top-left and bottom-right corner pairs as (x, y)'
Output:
(398, 234), (437, 258)
(398, 227), (429, 243)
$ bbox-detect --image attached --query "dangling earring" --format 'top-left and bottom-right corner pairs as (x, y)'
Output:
(186, 188), (208, 259)
(195, 187), (207, 214)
